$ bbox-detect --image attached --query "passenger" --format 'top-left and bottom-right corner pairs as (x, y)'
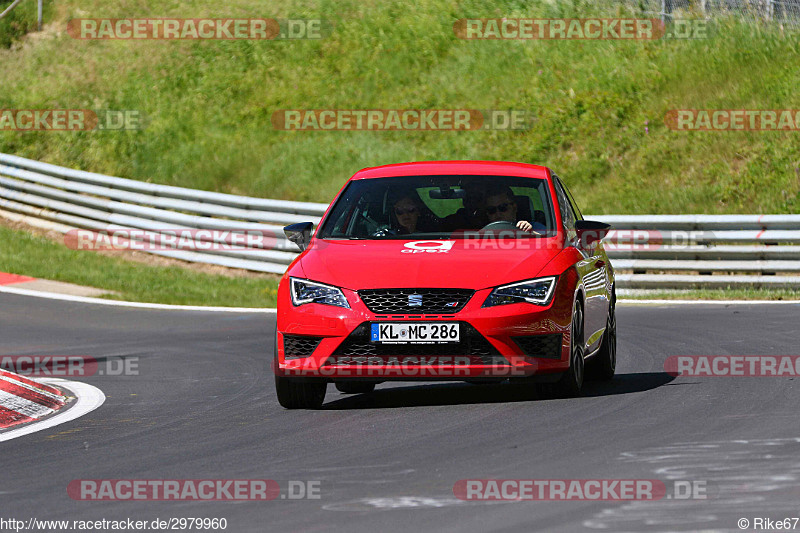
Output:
(393, 195), (421, 234)
(390, 191), (434, 234)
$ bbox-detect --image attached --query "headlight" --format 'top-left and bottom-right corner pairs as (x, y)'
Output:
(482, 276), (557, 307)
(290, 278), (350, 308)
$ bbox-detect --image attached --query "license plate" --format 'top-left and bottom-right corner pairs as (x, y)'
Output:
(371, 323), (460, 344)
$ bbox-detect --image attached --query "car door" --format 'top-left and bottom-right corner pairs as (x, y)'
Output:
(553, 176), (609, 353)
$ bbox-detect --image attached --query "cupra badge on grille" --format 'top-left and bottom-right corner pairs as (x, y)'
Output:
(408, 294), (423, 307)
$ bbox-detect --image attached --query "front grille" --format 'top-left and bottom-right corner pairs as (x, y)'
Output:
(328, 323), (508, 365)
(358, 288), (474, 314)
(513, 334), (562, 359)
(283, 334), (323, 357)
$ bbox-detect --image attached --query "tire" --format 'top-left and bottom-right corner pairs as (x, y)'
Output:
(335, 382), (376, 394)
(586, 299), (616, 381)
(275, 375), (327, 409)
(273, 327), (326, 409)
(552, 299), (585, 398)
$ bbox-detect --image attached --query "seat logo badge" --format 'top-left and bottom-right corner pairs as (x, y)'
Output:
(408, 294), (423, 307)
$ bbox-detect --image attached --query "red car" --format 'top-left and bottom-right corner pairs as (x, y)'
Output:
(275, 161), (616, 408)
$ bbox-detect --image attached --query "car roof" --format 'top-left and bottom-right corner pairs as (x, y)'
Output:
(351, 161), (552, 180)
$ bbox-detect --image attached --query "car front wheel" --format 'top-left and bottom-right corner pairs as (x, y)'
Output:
(275, 375), (327, 409)
(553, 299), (585, 398)
(587, 299), (616, 381)
(274, 329), (326, 409)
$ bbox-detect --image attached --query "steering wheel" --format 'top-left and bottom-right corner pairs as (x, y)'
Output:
(372, 227), (398, 237)
(481, 221), (519, 231)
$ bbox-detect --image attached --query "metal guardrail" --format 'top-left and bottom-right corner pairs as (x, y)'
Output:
(0, 0), (25, 21)
(0, 0), (43, 31)
(637, 0), (800, 25)
(1, 153), (800, 288)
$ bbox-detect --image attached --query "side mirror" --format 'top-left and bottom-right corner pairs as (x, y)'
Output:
(284, 222), (314, 251)
(575, 220), (611, 247)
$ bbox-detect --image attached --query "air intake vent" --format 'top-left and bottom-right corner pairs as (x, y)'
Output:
(358, 288), (474, 314)
(283, 334), (323, 358)
(513, 334), (562, 359)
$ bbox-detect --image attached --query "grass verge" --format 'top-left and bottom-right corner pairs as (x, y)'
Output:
(622, 288), (800, 300)
(0, 225), (279, 307)
(0, 0), (53, 48)
(2, 1), (799, 303)
(1, 0), (799, 214)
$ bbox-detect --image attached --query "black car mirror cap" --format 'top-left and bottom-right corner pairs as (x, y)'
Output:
(575, 220), (611, 246)
(284, 222), (314, 251)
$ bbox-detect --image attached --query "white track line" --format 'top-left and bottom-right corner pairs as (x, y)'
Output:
(1, 282), (798, 311)
(0, 378), (105, 442)
(0, 285), (276, 313)
(618, 299), (800, 305)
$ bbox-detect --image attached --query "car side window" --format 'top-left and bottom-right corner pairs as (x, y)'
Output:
(559, 178), (584, 222)
(553, 177), (577, 232)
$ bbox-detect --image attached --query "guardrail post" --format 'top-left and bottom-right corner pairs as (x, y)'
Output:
(661, 0), (673, 23)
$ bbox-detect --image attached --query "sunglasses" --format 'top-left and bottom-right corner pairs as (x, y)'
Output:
(395, 207), (418, 216)
(485, 202), (513, 215)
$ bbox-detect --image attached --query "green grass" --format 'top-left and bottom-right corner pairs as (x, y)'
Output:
(0, 225), (279, 307)
(2, 1), (800, 305)
(623, 288), (800, 300)
(0, 0), (798, 214)
(0, 0), (52, 48)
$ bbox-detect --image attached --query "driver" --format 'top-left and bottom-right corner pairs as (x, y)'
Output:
(484, 186), (536, 233)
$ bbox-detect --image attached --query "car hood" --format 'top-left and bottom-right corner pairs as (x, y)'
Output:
(296, 238), (564, 290)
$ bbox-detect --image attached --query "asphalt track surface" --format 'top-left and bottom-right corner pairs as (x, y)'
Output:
(1, 292), (798, 533)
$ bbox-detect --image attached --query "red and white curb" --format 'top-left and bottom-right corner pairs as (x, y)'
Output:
(0, 272), (36, 287)
(0, 370), (105, 442)
(0, 369), (66, 428)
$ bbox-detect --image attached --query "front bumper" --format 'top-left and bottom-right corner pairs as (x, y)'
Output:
(275, 275), (575, 380)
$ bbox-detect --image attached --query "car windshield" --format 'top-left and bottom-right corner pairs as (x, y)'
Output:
(317, 175), (556, 239)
